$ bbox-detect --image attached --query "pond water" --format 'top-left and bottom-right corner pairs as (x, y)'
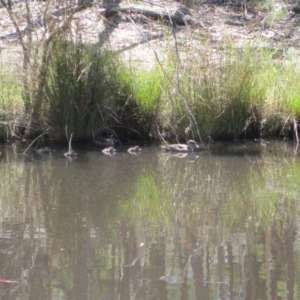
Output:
(0, 141), (299, 300)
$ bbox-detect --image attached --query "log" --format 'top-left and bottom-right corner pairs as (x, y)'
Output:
(99, 5), (193, 26)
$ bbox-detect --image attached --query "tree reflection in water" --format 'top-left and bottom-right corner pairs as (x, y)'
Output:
(0, 142), (299, 299)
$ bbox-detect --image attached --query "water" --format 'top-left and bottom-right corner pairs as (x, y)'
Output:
(0, 141), (299, 299)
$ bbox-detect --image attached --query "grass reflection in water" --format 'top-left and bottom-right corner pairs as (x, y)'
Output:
(0, 142), (299, 299)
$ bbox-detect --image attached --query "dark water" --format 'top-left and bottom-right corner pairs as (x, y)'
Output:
(0, 141), (300, 300)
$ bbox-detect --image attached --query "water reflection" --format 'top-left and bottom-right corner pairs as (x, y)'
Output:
(0, 141), (299, 299)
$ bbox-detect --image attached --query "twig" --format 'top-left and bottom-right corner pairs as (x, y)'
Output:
(65, 124), (74, 150)
(68, 133), (73, 153)
(12, 143), (18, 155)
(22, 128), (50, 154)
(125, 14), (202, 144)
(65, 125), (74, 150)
(293, 117), (299, 145)
(65, 125), (69, 141)
(0, 0), (28, 53)
(279, 114), (290, 139)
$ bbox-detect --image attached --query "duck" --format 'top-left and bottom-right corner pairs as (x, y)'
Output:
(64, 149), (77, 158)
(127, 146), (142, 154)
(161, 140), (200, 152)
(94, 135), (117, 147)
(102, 147), (116, 155)
(36, 147), (53, 154)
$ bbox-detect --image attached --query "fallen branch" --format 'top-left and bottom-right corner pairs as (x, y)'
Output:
(99, 5), (193, 26)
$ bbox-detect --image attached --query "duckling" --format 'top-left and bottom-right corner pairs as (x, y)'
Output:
(102, 147), (116, 155)
(94, 135), (117, 147)
(161, 140), (199, 153)
(36, 147), (53, 154)
(64, 149), (77, 158)
(127, 146), (142, 154)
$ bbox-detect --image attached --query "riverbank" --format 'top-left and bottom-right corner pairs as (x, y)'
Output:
(1, 0), (300, 145)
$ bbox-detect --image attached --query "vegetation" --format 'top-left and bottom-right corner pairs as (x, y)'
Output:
(1, 0), (300, 144)
(43, 38), (126, 141)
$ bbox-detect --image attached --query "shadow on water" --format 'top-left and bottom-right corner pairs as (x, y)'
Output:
(0, 141), (300, 299)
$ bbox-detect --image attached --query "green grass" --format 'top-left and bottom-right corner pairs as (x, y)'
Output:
(263, 6), (288, 26)
(273, 62), (300, 115)
(3, 36), (300, 142)
(120, 64), (163, 114)
(43, 39), (124, 141)
(0, 63), (24, 139)
(162, 45), (269, 140)
(157, 43), (300, 141)
(0, 65), (23, 112)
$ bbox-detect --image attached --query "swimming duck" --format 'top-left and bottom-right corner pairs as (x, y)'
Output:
(102, 147), (116, 155)
(36, 147), (53, 154)
(127, 146), (142, 154)
(161, 140), (200, 152)
(94, 135), (117, 147)
(64, 149), (77, 158)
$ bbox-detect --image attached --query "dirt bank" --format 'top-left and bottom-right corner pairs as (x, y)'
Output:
(1, 0), (300, 67)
